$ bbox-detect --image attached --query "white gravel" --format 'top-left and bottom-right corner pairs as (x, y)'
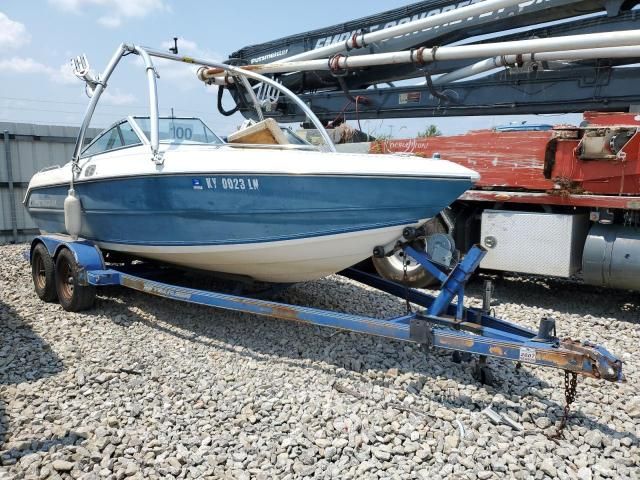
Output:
(0, 243), (638, 479)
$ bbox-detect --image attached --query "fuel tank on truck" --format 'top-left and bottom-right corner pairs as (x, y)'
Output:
(582, 224), (640, 291)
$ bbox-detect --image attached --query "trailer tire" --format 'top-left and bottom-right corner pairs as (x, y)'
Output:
(31, 243), (58, 302)
(372, 216), (447, 288)
(55, 248), (96, 312)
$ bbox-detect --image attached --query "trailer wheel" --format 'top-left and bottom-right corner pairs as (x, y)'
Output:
(31, 243), (58, 302)
(372, 216), (447, 288)
(55, 248), (96, 312)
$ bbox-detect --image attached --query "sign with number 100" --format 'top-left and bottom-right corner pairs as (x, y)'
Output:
(170, 125), (193, 140)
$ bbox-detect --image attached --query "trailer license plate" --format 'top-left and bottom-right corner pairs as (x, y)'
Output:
(519, 347), (536, 363)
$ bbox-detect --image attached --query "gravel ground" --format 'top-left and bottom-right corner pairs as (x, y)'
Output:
(0, 242), (638, 480)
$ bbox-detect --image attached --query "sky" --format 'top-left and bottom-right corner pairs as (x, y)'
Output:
(0, 0), (581, 138)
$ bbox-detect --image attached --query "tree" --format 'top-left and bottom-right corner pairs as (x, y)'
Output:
(418, 124), (442, 137)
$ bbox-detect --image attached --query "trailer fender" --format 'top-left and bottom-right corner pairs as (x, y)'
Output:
(30, 236), (105, 273)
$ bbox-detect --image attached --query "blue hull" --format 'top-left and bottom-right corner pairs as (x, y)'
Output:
(26, 173), (472, 246)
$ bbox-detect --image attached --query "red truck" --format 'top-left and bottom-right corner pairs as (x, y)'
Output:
(364, 112), (640, 291)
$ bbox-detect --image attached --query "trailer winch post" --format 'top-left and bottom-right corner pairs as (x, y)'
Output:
(404, 244), (486, 319)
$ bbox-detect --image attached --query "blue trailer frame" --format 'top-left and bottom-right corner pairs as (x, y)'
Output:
(27, 234), (623, 384)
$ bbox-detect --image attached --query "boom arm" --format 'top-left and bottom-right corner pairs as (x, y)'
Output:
(224, 0), (640, 122)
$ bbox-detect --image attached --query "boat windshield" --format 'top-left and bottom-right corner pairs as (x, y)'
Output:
(133, 117), (223, 145)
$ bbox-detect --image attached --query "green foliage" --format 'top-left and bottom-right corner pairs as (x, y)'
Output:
(374, 133), (393, 141)
(417, 124), (442, 138)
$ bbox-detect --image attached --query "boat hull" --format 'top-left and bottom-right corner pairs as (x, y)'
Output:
(26, 172), (473, 282)
(97, 224), (422, 282)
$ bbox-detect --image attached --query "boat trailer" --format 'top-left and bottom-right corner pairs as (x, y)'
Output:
(27, 234), (623, 428)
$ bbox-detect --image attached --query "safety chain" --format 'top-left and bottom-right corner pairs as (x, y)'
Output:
(402, 248), (412, 314)
(556, 371), (578, 435)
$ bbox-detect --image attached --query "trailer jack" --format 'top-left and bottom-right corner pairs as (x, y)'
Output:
(28, 236), (623, 431)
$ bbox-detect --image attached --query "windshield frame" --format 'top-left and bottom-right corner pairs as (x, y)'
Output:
(80, 118), (145, 158)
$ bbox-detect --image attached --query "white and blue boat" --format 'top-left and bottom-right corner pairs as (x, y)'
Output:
(24, 44), (479, 283)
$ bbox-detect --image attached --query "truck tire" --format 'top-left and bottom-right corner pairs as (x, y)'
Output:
(31, 243), (58, 302)
(55, 248), (96, 312)
(372, 216), (447, 288)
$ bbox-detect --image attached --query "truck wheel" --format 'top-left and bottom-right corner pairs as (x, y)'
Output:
(372, 216), (447, 288)
(31, 243), (58, 302)
(55, 248), (96, 312)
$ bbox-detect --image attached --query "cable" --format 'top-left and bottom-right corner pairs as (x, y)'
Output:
(328, 99), (353, 127)
(216, 86), (241, 117)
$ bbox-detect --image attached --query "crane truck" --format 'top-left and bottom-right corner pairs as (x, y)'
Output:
(216, 0), (640, 291)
